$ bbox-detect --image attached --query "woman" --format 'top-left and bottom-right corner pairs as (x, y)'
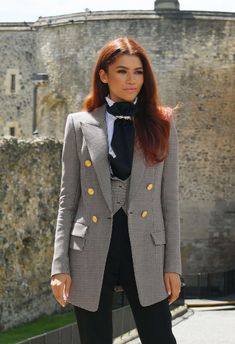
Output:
(51, 36), (182, 344)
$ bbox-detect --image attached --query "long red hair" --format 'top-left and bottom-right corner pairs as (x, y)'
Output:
(82, 36), (175, 166)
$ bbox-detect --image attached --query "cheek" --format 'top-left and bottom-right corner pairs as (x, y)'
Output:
(110, 75), (124, 87)
(139, 75), (144, 85)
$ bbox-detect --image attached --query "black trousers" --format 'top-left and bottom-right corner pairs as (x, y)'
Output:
(73, 207), (177, 344)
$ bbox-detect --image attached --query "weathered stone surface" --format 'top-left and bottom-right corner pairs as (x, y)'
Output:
(0, 29), (36, 137)
(0, 137), (74, 330)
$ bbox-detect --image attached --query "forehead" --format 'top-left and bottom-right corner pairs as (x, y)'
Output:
(111, 54), (143, 68)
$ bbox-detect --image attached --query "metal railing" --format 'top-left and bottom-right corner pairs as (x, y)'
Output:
(16, 305), (136, 344)
(182, 268), (235, 298)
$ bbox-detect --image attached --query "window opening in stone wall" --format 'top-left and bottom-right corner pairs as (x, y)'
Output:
(11, 74), (16, 93)
(9, 127), (15, 136)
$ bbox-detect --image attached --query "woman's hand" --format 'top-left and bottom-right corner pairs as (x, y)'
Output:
(51, 273), (72, 307)
(164, 272), (181, 305)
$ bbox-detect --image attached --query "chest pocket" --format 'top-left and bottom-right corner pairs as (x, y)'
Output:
(69, 222), (88, 251)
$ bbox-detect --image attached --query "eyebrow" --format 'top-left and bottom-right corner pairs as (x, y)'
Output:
(115, 65), (143, 70)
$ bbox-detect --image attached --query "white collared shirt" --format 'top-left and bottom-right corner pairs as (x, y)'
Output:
(105, 95), (137, 158)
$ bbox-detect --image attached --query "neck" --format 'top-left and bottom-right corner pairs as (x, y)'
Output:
(106, 94), (138, 106)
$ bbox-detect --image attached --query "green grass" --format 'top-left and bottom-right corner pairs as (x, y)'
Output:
(0, 311), (76, 344)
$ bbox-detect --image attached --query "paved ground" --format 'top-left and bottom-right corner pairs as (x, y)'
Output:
(172, 305), (235, 344)
(128, 296), (235, 344)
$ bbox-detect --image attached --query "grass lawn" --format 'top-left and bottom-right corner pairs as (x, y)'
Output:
(0, 311), (76, 344)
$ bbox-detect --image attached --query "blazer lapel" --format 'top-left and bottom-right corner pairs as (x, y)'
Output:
(80, 104), (112, 212)
(80, 104), (147, 214)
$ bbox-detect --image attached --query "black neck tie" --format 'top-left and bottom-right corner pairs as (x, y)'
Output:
(105, 97), (138, 180)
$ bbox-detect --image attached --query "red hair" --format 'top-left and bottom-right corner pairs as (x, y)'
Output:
(82, 36), (176, 166)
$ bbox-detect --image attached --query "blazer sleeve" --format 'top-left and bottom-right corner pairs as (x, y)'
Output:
(51, 114), (81, 277)
(161, 116), (182, 276)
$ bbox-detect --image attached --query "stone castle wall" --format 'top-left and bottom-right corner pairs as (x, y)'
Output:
(0, 26), (36, 137)
(0, 137), (71, 330)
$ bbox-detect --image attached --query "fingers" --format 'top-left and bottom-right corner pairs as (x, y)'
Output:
(63, 276), (72, 302)
(164, 273), (181, 305)
(164, 274), (171, 298)
(169, 281), (181, 305)
(168, 288), (180, 305)
(167, 276), (176, 305)
(51, 277), (66, 307)
(51, 274), (71, 307)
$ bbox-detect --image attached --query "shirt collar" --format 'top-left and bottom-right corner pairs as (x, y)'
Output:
(105, 94), (138, 107)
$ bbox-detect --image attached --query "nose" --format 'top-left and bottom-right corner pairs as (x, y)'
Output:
(126, 73), (136, 84)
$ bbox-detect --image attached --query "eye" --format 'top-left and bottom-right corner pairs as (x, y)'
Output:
(117, 70), (126, 73)
(136, 70), (143, 74)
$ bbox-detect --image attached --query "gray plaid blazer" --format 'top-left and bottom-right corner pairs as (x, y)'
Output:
(51, 104), (182, 311)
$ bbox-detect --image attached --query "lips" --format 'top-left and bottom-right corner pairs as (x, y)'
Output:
(124, 88), (137, 91)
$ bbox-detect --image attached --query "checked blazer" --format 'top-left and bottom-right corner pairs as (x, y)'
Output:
(51, 103), (182, 311)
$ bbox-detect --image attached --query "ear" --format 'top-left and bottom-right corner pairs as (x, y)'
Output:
(99, 69), (108, 84)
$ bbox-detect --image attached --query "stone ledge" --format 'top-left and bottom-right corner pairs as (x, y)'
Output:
(33, 10), (235, 27)
(0, 10), (234, 30)
(0, 23), (35, 31)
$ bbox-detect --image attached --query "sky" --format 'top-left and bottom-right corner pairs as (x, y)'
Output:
(1, 0), (235, 22)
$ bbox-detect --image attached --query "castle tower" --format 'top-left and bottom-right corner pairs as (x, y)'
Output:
(155, 0), (180, 11)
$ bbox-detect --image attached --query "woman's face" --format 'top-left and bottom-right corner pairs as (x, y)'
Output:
(99, 54), (144, 102)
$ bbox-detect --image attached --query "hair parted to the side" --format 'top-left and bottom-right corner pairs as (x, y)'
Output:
(82, 36), (178, 166)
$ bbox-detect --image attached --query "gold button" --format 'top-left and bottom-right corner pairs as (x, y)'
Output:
(87, 187), (95, 195)
(141, 210), (148, 218)
(92, 215), (98, 223)
(146, 183), (153, 191)
(84, 160), (92, 167)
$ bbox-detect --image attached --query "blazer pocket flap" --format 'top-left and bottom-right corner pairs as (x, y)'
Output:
(71, 222), (88, 238)
(150, 230), (166, 245)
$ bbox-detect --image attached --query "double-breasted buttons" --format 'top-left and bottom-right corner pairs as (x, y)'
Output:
(92, 215), (98, 223)
(84, 159), (92, 167)
(87, 187), (95, 195)
(141, 210), (148, 218)
(146, 183), (153, 191)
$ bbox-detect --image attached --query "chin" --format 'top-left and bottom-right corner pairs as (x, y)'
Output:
(122, 95), (137, 102)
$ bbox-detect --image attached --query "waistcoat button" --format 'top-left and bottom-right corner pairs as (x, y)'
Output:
(84, 159), (92, 167)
